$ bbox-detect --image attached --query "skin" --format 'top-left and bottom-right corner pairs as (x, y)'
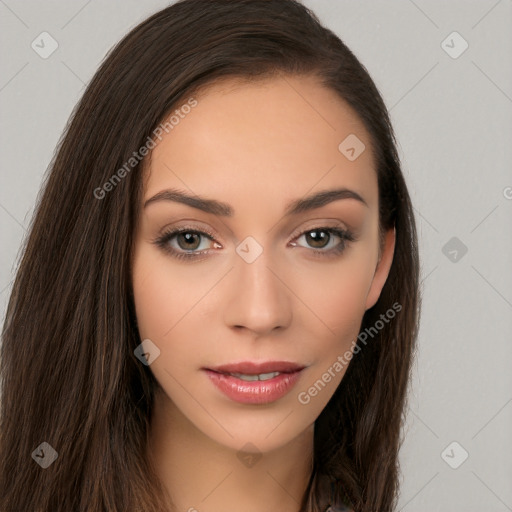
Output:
(131, 73), (395, 512)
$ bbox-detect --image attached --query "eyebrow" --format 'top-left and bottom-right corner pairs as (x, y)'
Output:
(143, 187), (368, 216)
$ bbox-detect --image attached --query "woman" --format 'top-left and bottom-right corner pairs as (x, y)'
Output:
(0, 1), (420, 511)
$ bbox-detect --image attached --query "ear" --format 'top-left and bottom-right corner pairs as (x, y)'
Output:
(365, 227), (396, 311)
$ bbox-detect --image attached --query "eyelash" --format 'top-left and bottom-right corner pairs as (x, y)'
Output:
(152, 225), (356, 261)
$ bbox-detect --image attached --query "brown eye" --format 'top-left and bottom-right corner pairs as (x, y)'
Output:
(294, 226), (355, 256)
(176, 232), (202, 250)
(153, 226), (220, 261)
(304, 229), (331, 249)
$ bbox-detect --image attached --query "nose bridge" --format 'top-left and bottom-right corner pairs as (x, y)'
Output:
(224, 239), (292, 334)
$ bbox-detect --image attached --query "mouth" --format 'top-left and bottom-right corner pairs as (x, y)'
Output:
(203, 361), (306, 405)
(218, 371), (283, 382)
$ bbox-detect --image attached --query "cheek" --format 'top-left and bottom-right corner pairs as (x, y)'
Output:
(290, 261), (373, 409)
(131, 246), (217, 381)
(286, 249), (377, 398)
(131, 247), (189, 378)
(291, 254), (375, 338)
(132, 258), (175, 341)
(132, 243), (207, 340)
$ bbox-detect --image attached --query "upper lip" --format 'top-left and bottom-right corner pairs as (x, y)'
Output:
(205, 361), (305, 374)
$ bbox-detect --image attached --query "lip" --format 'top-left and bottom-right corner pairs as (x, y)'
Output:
(203, 361), (306, 405)
(207, 361), (305, 374)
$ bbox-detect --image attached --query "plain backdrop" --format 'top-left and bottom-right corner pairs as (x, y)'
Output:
(1, 1), (511, 510)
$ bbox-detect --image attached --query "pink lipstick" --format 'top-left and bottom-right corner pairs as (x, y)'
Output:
(203, 361), (305, 405)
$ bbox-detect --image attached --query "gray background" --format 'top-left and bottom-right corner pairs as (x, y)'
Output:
(1, 1), (511, 510)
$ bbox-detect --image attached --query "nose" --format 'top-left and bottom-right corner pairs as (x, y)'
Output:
(223, 249), (293, 337)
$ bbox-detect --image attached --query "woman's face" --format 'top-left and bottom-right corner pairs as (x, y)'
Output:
(132, 74), (394, 453)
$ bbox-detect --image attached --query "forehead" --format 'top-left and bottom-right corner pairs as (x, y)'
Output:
(143, 74), (378, 213)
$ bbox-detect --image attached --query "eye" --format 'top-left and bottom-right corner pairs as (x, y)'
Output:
(153, 226), (221, 260)
(172, 231), (209, 251)
(292, 226), (355, 256)
(153, 225), (356, 261)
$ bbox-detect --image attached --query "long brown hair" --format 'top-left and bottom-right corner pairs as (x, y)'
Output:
(0, 1), (420, 511)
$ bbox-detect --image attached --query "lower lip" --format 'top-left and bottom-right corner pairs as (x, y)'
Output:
(204, 369), (303, 404)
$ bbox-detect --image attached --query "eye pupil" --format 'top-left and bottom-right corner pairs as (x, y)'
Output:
(177, 232), (201, 250)
(306, 230), (329, 248)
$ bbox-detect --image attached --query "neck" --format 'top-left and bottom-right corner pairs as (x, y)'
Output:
(147, 389), (314, 512)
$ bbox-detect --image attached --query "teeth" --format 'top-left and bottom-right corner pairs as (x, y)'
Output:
(229, 371), (281, 381)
